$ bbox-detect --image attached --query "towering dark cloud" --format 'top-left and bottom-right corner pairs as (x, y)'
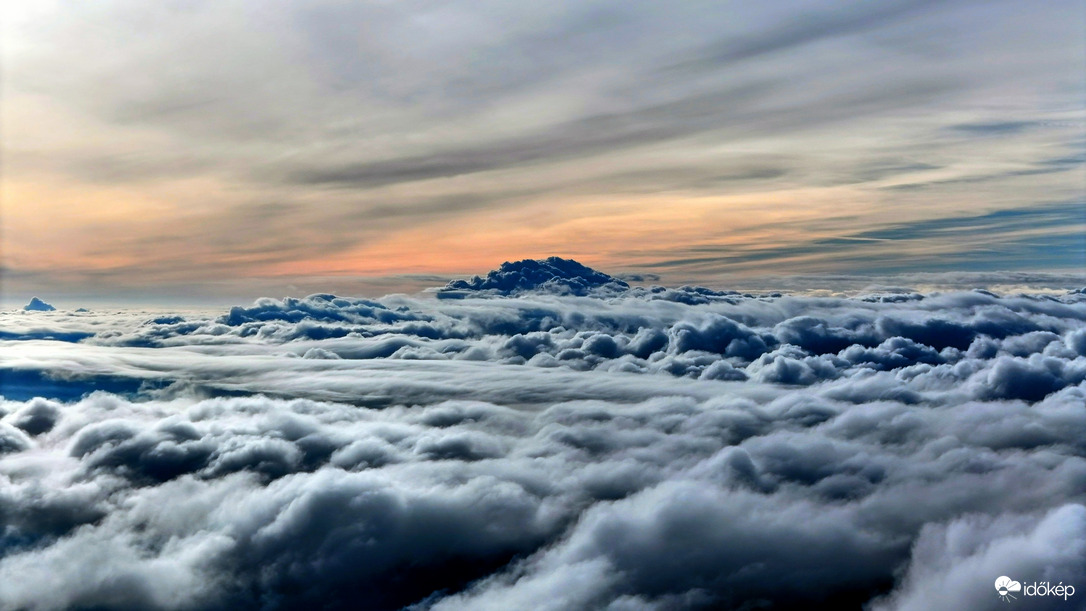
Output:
(439, 257), (629, 297)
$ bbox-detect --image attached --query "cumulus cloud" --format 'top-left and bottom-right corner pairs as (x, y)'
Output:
(7, 265), (1083, 406)
(23, 297), (56, 312)
(439, 257), (630, 297)
(0, 384), (1082, 609)
(0, 261), (1084, 609)
(869, 505), (1086, 611)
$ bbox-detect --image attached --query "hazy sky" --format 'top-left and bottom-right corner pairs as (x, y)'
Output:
(2, 0), (1084, 301)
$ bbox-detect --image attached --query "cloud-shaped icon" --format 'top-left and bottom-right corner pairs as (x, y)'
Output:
(995, 576), (1022, 599)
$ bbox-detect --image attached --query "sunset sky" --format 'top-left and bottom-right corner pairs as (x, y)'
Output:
(3, 0), (1084, 303)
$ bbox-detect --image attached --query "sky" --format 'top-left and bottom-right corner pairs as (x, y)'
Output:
(2, 0), (1085, 303)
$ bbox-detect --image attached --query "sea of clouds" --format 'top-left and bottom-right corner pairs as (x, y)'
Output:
(1, 259), (1085, 610)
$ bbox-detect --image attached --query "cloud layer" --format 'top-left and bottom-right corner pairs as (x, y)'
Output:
(2, 268), (1085, 609)
(4, 0), (1084, 299)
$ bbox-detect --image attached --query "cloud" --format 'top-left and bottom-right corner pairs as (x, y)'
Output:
(4, 1), (1084, 298)
(0, 381), (1080, 609)
(23, 297), (56, 312)
(869, 505), (1086, 611)
(3, 260), (1084, 407)
(1, 265), (1084, 608)
(627, 200), (1086, 279)
(439, 257), (629, 297)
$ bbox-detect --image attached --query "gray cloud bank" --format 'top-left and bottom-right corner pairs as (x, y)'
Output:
(1, 263), (1085, 609)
